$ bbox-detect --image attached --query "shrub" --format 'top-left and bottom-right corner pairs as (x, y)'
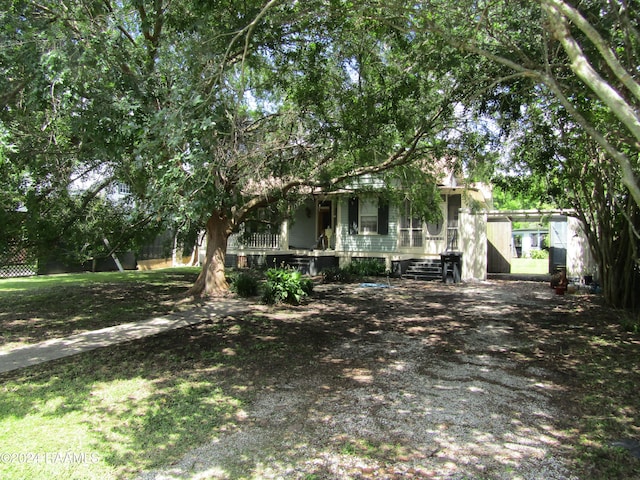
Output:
(619, 311), (640, 334)
(344, 258), (386, 277)
(322, 259), (387, 283)
(530, 249), (549, 260)
(322, 266), (354, 283)
(231, 272), (259, 297)
(262, 267), (313, 305)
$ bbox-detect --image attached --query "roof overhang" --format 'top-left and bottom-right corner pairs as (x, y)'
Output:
(487, 209), (576, 222)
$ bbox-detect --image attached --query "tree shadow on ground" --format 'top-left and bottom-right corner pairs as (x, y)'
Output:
(1, 279), (638, 479)
(0, 272), (200, 347)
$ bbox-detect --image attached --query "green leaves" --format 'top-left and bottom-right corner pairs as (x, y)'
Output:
(262, 267), (313, 305)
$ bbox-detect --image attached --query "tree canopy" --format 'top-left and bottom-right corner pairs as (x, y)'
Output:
(1, 0), (492, 294)
(2, 0), (639, 306)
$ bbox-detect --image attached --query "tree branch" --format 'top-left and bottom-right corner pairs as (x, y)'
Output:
(542, 0), (640, 102)
(540, 71), (640, 208)
(542, 0), (640, 145)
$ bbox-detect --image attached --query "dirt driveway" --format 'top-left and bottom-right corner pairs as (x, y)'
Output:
(140, 279), (602, 479)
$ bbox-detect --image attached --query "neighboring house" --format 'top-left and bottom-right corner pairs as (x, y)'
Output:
(225, 172), (491, 281)
(512, 227), (548, 258)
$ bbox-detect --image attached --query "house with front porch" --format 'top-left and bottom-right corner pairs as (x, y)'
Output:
(225, 172), (490, 281)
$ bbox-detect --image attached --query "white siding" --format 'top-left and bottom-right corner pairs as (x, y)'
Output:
(567, 216), (596, 279)
(288, 199), (317, 250)
(337, 198), (398, 253)
(459, 209), (487, 280)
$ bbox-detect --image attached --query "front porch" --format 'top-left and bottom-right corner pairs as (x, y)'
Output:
(222, 192), (487, 281)
(225, 247), (340, 276)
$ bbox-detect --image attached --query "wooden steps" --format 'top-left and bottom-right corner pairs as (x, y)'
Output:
(404, 259), (442, 281)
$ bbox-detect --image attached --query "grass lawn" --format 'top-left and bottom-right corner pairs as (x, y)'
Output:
(0, 268), (201, 351)
(510, 257), (548, 274)
(0, 268), (258, 479)
(0, 324), (249, 479)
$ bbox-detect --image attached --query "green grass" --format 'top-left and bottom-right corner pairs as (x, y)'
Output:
(510, 258), (548, 274)
(0, 340), (243, 479)
(0, 268), (317, 479)
(1, 270), (638, 478)
(0, 303), (317, 479)
(0, 267), (201, 293)
(0, 268), (201, 350)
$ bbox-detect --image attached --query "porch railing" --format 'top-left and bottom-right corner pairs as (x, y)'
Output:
(399, 230), (423, 248)
(228, 233), (280, 250)
(399, 227), (450, 249)
(447, 220), (459, 251)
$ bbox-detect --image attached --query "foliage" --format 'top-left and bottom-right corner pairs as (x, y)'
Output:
(262, 267), (313, 305)
(8, 0), (638, 303)
(503, 96), (640, 309)
(1, 0), (498, 296)
(398, 0), (640, 208)
(397, 0), (640, 309)
(322, 266), (354, 284)
(230, 272), (259, 298)
(618, 311), (640, 334)
(529, 249), (549, 260)
(344, 258), (387, 277)
(491, 179), (559, 212)
(322, 258), (386, 283)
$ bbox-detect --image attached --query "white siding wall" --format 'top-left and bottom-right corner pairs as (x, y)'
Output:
(336, 198), (398, 254)
(567, 216), (597, 279)
(459, 209), (487, 281)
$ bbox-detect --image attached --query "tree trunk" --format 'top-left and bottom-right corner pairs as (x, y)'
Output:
(188, 213), (232, 297)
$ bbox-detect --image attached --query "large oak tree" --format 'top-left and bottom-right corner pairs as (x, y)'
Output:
(1, 0), (489, 295)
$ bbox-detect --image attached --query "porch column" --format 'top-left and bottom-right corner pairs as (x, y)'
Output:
(334, 199), (342, 252)
(279, 220), (289, 251)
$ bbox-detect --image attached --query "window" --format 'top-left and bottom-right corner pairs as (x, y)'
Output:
(348, 197), (388, 235)
(399, 200), (444, 248)
(116, 183), (131, 195)
(359, 198), (378, 234)
(399, 199), (423, 247)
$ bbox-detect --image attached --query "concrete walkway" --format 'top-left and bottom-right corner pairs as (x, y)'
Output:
(0, 298), (250, 374)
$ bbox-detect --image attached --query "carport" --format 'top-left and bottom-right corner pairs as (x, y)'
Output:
(486, 209), (595, 279)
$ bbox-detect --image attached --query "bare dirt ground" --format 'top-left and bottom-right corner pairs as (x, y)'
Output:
(138, 279), (636, 480)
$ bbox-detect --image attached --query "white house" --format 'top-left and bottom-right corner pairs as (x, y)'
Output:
(226, 173), (491, 281)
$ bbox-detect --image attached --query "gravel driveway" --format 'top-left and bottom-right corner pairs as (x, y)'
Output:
(139, 280), (584, 480)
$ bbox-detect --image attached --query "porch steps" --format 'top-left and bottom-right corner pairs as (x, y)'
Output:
(404, 259), (442, 281)
(285, 256), (313, 275)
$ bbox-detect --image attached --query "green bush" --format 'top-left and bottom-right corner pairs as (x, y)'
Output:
(322, 266), (354, 283)
(322, 259), (386, 283)
(231, 272), (259, 297)
(530, 249), (549, 260)
(344, 258), (386, 277)
(619, 311), (640, 334)
(261, 267), (313, 305)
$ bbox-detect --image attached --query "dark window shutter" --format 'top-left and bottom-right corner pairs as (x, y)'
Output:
(377, 200), (389, 235)
(348, 197), (359, 235)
